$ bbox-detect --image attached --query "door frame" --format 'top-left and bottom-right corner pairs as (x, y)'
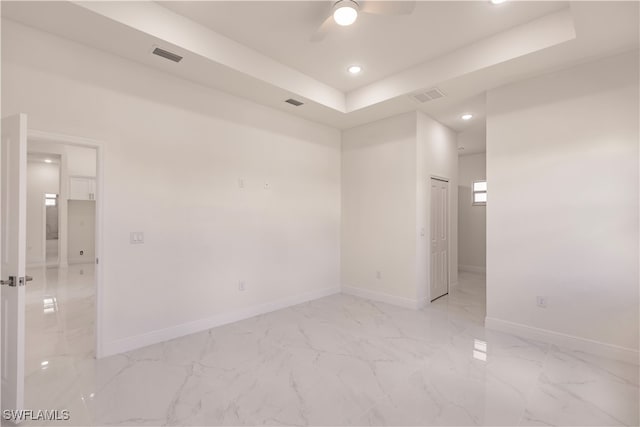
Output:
(429, 175), (450, 301)
(27, 129), (105, 358)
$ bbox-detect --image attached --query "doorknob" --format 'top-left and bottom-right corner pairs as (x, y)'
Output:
(0, 276), (32, 287)
(18, 276), (33, 286)
(0, 276), (16, 287)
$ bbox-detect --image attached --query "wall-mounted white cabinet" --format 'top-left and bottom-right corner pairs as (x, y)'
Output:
(69, 176), (96, 201)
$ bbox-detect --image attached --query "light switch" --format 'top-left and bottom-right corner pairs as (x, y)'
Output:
(130, 232), (144, 244)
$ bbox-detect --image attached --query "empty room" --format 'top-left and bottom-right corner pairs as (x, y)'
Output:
(0, 1), (638, 426)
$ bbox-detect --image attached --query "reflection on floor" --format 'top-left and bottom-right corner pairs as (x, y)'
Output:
(23, 264), (95, 425)
(20, 271), (638, 426)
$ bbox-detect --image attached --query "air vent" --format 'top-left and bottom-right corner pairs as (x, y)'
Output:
(410, 87), (446, 103)
(285, 98), (304, 107)
(152, 47), (183, 63)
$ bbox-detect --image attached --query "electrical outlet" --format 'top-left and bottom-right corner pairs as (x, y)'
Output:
(238, 179), (244, 189)
(238, 281), (245, 291)
(536, 296), (548, 308)
(264, 182), (270, 190)
(376, 271), (382, 280)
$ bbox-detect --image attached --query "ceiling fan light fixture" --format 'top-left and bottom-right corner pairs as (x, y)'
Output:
(333, 0), (359, 26)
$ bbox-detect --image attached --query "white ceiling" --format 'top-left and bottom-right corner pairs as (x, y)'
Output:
(28, 153), (61, 165)
(2, 1), (639, 137)
(159, 1), (568, 92)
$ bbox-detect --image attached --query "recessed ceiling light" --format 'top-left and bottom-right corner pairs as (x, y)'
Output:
(461, 114), (473, 121)
(348, 65), (362, 74)
(44, 159), (53, 163)
(333, 0), (359, 26)
(490, 0), (507, 4)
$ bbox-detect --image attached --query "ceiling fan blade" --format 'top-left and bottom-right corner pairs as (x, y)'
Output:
(310, 15), (336, 42)
(360, 0), (416, 16)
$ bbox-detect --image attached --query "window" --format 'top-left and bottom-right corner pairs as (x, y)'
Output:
(45, 193), (58, 206)
(472, 181), (487, 205)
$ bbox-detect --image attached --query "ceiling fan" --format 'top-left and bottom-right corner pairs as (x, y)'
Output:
(311, 0), (416, 42)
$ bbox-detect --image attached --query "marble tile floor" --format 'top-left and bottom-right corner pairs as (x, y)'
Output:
(15, 270), (639, 426)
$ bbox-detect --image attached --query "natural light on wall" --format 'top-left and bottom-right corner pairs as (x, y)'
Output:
(473, 181), (487, 205)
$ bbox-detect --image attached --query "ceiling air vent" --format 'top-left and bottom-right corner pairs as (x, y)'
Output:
(152, 47), (183, 63)
(410, 87), (446, 104)
(285, 98), (304, 107)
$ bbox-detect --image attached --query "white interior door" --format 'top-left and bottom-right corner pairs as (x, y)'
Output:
(430, 178), (449, 301)
(1, 114), (28, 414)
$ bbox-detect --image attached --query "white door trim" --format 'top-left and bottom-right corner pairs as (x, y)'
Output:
(27, 129), (106, 359)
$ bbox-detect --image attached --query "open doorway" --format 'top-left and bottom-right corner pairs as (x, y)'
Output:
(45, 192), (60, 265)
(26, 153), (62, 268)
(456, 148), (487, 322)
(458, 153), (486, 275)
(24, 138), (99, 406)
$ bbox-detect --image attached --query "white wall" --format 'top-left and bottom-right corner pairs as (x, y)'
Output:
(417, 112), (458, 300)
(66, 145), (96, 177)
(457, 122), (486, 156)
(342, 112), (418, 306)
(342, 111), (457, 307)
(26, 160), (59, 265)
(67, 200), (95, 264)
(486, 50), (639, 361)
(66, 146), (97, 264)
(2, 20), (341, 356)
(458, 152), (486, 273)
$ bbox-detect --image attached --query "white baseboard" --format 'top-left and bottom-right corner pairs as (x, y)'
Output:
(342, 286), (422, 309)
(99, 286), (340, 358)
(459, 265), (486, 274)
(485, 317), (639, 365)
